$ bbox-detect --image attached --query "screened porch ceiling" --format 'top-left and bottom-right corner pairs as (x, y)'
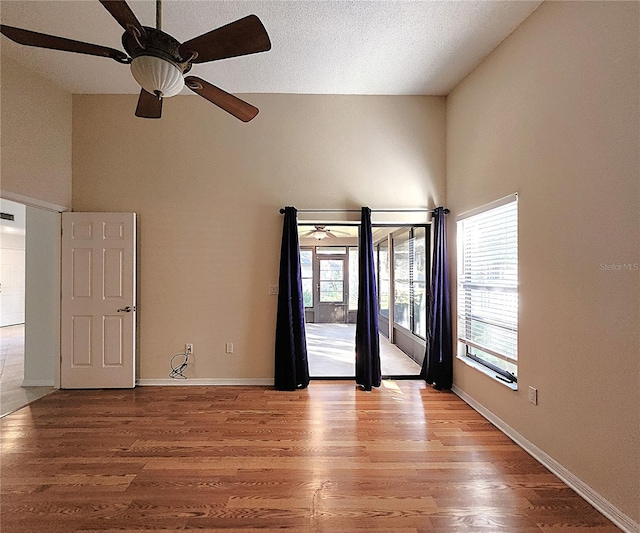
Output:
(298, 224), (417, 244)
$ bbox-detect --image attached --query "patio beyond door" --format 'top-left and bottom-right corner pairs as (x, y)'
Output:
(318, 256), (346, 322)
(301, 246), (358, 324)
(299, 225), (425, 378)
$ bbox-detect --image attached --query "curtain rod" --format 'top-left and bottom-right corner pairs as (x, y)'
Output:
(279, 208), (449, 214)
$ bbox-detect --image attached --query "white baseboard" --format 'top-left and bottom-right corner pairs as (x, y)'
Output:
(136, 378), (274, 387)
(452, 385), (639, 533)
(21, 379), (54, 387)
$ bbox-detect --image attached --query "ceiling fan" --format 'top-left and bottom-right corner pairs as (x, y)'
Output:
(0, 0), (271, 121)
(300, 225), (351, 240)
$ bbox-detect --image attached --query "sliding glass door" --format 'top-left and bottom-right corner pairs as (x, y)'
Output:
(376, 225), (429, 367)
(299, 223), (429, 379)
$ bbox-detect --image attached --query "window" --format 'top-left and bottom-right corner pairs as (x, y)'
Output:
(348, 247), (358, 310)
(319, 259), (344, 302)
(378, 241), (390, 318)
(300, 249), (313, 308)
(391, 227), (429, 339)
(316, 246), (346, 255)
(457, 195), (518, 383)
(412, 227), (427, 339)
(393, 230), (411, 330)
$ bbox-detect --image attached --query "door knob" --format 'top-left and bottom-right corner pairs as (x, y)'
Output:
(117, 306), (132, 313)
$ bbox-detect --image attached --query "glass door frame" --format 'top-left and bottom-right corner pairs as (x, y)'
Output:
(374, 223), (431, 367)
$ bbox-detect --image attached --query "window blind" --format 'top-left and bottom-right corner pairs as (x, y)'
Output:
(457, 198), (518, 375)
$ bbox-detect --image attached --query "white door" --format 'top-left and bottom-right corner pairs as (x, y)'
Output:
(61, 212), (136, 388)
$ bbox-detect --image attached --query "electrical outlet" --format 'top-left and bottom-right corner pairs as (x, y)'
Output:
(185, 343), (193, 355)
(225, 342), (234, 354)
(269, 285), (279, 295)
(528, 386), (538, 405)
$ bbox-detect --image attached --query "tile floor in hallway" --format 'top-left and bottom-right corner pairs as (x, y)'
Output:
(0, 324), (54, 418)
(307, 322), (422, 377)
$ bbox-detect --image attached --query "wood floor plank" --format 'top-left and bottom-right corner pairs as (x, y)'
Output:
(0, 381), (620, 532)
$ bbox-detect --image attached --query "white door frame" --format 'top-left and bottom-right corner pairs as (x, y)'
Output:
(1, 191), (67, 389)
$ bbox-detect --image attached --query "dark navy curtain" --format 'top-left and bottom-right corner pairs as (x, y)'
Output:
(355, 207), (381, 391)
(274, 207), (310, 391)
(421, 207), (453, 390)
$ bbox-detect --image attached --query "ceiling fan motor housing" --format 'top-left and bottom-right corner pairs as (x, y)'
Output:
(123, 27), (192, 98)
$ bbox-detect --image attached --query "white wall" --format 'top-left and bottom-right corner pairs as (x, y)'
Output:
(24, 206), (61, 387)
(447, 1), (639, 524)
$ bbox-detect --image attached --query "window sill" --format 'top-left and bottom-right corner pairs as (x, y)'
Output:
(457, 355), (518, 390)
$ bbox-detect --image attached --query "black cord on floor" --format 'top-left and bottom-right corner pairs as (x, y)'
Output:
(169, 352), (189, 379)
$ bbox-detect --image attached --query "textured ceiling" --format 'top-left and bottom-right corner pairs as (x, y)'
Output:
(0, 0), (542, 96)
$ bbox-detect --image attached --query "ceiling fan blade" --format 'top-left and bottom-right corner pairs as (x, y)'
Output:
(135, 89), (162, 119)
(179, 15), (271, 64)
(326, 232), (337, 239)
(0, 25), (128, 62)
(99, 0), (146, 39)
(185, 77), (258, 122)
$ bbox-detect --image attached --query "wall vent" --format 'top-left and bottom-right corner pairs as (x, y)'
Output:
(0, 213), (15, 221)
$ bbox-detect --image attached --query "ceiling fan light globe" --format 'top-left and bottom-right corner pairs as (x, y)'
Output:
(130, 55), (184, 98)
(313, 232), (327, 240)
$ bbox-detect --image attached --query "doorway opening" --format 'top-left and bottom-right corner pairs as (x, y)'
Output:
(0, 199), (55, 417)
(299, 223), (428, 379)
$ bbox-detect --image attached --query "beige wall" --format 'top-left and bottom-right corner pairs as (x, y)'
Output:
(0, 56), (72, 208)
(72, 94), (446, 382)
(447, 0), (639, 522)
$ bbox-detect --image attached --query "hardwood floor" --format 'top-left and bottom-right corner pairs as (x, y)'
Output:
(0, 382), (618, 532)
